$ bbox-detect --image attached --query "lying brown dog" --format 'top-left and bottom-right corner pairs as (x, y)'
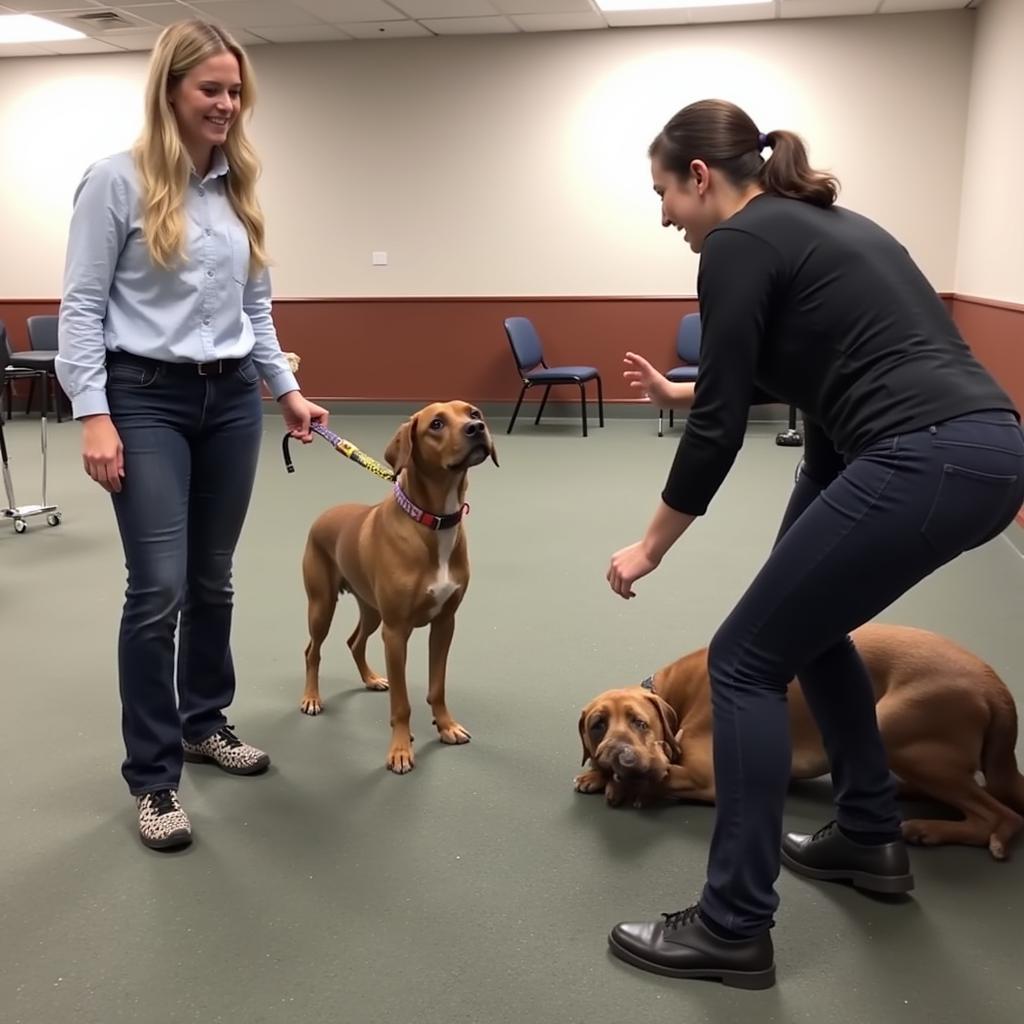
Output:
(576, 623), (1024, 859)
(300, 401), (497, 773)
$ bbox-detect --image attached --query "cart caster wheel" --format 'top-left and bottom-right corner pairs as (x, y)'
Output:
(47, 513), (61, 527)
(14, 518), (27, 534)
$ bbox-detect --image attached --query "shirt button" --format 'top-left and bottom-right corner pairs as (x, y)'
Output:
(207, 269), (214, 277)
(198, 187), (206, 196)
(205, 229), (212, 236)
(203, 318), (211, 326)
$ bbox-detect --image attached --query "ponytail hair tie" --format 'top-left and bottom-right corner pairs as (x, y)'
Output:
(757, 132), (770, 151)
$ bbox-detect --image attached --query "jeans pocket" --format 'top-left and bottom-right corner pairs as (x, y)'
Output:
(106, 362), (159, 388)
(235, 358), (260, 386)
(920, 464), (1023, 559)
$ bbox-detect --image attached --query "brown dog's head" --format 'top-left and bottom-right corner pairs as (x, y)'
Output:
(385, 401), (498, 477)
(578, 688), (681, 786)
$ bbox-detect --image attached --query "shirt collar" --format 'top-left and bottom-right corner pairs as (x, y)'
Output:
(193, 147), (230, 184)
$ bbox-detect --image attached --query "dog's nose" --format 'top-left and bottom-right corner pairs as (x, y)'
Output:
(615, 747), (638, 769)
(464, 421), (484, 437)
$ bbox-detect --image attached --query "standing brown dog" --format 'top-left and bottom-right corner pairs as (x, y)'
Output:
(575, 623), (1024, 859)
(300, 401), (497, 773)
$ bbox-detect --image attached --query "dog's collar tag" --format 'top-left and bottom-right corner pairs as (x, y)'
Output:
(393, 481), (469, 531)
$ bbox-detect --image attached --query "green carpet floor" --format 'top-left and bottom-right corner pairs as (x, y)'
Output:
(2, 409), (1022, 1024)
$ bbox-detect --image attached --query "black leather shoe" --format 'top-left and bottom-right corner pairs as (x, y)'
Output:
(608, 906), (775, 990)
(782, 820), (914, 894)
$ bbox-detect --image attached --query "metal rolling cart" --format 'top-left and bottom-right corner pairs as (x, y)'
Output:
(1, 365), (62, 535)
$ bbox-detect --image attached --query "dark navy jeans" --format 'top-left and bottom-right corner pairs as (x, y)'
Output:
(105, 354), (263, 795)
(697, 409), (1024, 936)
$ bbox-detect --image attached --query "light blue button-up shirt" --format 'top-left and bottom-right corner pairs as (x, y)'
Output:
(55, 148), (299, 419)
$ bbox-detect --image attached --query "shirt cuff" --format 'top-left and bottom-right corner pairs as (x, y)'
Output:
(264, 370), (299, 400)
(72, 390), (111, 419)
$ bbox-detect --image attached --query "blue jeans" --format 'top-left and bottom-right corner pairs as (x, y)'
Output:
(697, 409), (1024, 936)
(106, 355), (263, 795)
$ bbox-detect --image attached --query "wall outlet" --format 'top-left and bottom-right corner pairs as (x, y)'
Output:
(372, 251), (388, 266)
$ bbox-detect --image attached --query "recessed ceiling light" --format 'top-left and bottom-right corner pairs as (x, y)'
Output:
(595, 0), (772, 12)
(0, 15), (86, 45)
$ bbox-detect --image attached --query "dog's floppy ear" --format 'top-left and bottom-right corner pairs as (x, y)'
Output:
(385, 416), (416, 474)
(644, 694), (681, 763)
(578, 709), (593, 767)
(488, 439), (499, 468)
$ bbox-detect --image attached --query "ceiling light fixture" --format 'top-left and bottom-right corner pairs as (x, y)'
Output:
(594, 0), (772, 12)
(0, 14), (86, 44)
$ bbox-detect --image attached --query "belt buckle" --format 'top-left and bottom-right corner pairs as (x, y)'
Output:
(197, 360), (222, 376)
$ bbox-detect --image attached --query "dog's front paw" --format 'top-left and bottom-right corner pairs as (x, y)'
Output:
(436, 721), (471, 745)
(574, 769), (607, 794)
(300, 696), (323, 716)
(387, 743), (415, 774)
(363, 674), (389, 692)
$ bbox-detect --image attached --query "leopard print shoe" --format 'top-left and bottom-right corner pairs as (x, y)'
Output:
(182, 725), (271, 776)
(137, 789), (192, 850)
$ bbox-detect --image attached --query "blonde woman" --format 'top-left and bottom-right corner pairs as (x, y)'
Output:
(56, 20), (327, 850)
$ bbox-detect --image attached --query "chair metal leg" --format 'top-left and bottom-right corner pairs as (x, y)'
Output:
(25, 377), (35, 417)
(669, 409), (674, 429)
(596, 376), (604, 427)
(534, 385), (552, 426)
(579, 383), (588, 437)
(658, 408), (664, 437)
(507, 383), (528, 435)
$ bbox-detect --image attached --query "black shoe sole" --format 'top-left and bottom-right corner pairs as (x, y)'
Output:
(183, 750), (270, 775)
(781, 849), (914, 894)
(140, 828), (192, 850)
(607, 934), (776, 990)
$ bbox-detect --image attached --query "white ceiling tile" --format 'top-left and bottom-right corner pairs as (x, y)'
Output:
(389, 0), (499, 18)
(490, 0), (594, 14)
(99, 26), (166, 48)
(881, 0), (970, 11)
(250, 23), (354, 41)
(510, 11), (607, 30)
(38, 35), (123, 52)
(293, 0), (408, 20)
(0, 1), (105, 11)
(420, 14), (518, 31)
(781, 0), (881, 16)
(0, 41), (52, 55)
(337, 18), (432, 35)
(686, 1), (776, 22)
(602, 10), (690, 27)
(188, 1), (323, 28)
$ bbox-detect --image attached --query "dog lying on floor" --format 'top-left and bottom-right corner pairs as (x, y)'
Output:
(575, 623), (1024, 859)
(299, 401), (497, 774)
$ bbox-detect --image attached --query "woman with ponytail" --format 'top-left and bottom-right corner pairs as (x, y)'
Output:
(605, 99), (1022, 988)
(56, 21), (328, 851)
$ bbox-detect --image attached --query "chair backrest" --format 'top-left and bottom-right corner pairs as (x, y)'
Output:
(503, 317), (545, 373)
(27, 314), (58, 351)
(0, 320), (10, 366)
(676, 313), (701, 364)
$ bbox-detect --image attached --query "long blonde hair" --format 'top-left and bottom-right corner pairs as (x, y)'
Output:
(133, 20), (267, 271)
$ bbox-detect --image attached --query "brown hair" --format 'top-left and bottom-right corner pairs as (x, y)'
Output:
(649, 99), (839, 208)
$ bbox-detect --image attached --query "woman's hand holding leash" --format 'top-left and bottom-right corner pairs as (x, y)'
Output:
(279, 390), (329, 444)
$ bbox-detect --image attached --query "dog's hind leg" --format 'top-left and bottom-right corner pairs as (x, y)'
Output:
(892, 749), (1023, 860)
(300, 540), (340, 716)
(348, 596), (388, 691)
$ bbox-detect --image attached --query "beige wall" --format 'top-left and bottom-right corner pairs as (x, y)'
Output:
(0, 11), (974, 299)
(956, 0), (1024, 304)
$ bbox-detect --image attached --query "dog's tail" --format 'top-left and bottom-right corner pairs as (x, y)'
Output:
(980, 668), (1024, 816)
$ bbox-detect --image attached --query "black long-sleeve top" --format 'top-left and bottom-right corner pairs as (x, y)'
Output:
(663, 194), (1018, 515)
